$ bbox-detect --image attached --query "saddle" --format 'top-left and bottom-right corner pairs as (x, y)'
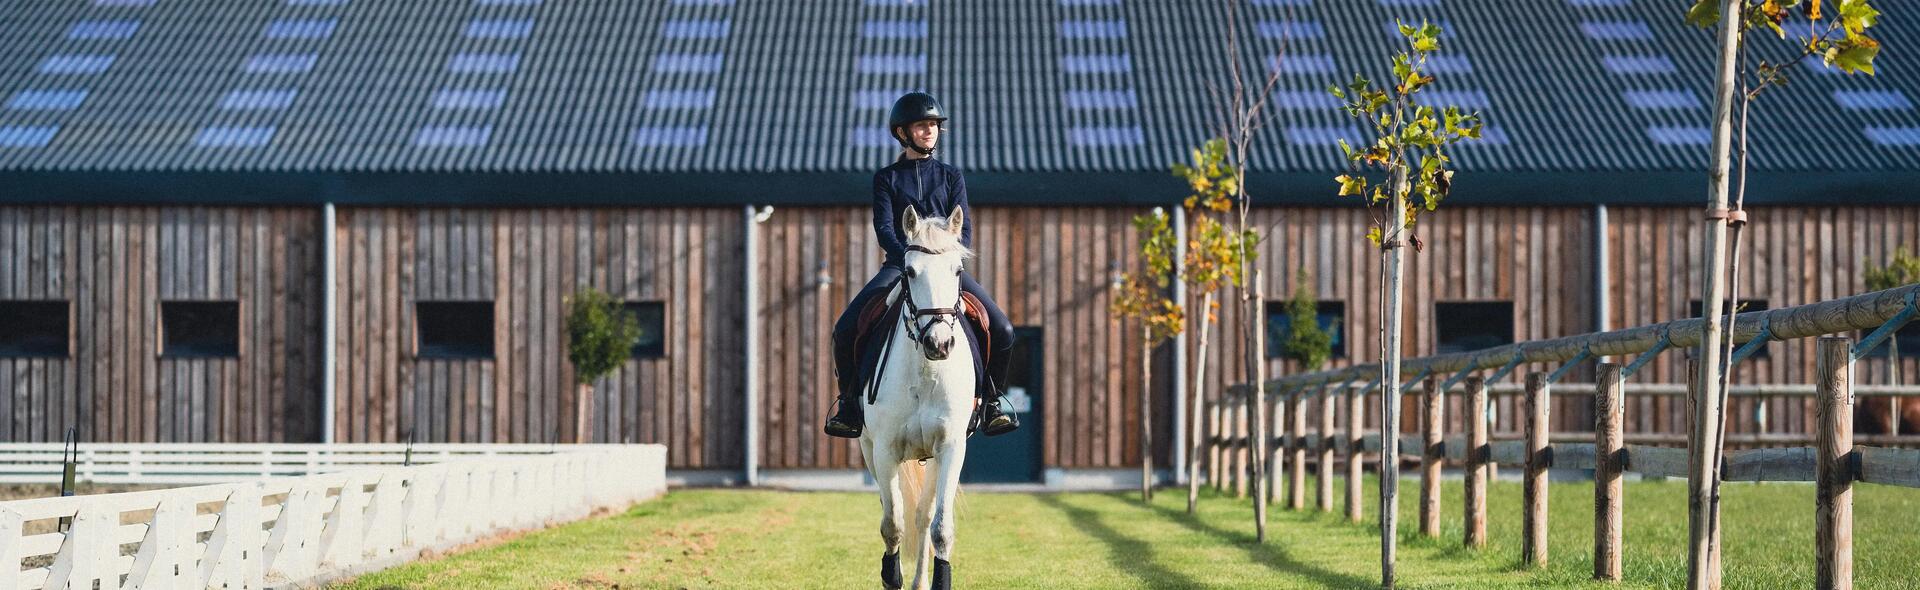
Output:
(852, 279), (992, 402)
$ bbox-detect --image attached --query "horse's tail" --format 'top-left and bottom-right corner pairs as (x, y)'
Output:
(898, 458), (935, 589)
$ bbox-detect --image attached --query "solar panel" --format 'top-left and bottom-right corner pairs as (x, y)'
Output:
(1060, 20), (1128, 39)
(652, 53), (724, 74)
(0, 126), (59, 148)
(466, 19), (535, 40)
(218, 89), (299, 110)
(1067, 126), (1145, 147)
(1622, 89), (1698, 110)
(1833, 90), (1913, 111)
(193, 126), (276, 148)
(661, 19), (731, 39)
(66, 20), (140, 40)
(645, 90), (717, 110)
(862, 20), (926, 39)
(37, 55), (115, 75)
(632, 126), (709, 147)
(6, 90), (89, 111)
(448, 53), (521, 74)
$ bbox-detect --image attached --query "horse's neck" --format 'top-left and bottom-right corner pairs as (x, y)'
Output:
(881, 319), (973, 401)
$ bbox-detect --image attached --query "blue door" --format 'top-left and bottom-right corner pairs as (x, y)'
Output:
(961, 327), (1043, 483)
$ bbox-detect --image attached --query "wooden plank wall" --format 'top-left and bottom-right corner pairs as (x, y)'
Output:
(1198, 207), (1599, 443)
(753, 207), (1176, 470)
(1607, 206), (1920, 438)
(0, 206), (322, 444)
(331, 208), (744, 469)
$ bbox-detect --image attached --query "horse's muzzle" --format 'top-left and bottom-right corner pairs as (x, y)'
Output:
(921, 332), (953, 360)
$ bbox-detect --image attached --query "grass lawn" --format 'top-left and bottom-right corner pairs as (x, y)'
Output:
(333, 477), (1920, 589)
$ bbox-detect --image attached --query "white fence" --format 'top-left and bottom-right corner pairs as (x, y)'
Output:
(0, 444), (667, 589)
(0, 442), (638, 485)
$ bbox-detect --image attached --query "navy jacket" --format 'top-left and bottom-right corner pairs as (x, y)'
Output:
(873, 155), (973, 267)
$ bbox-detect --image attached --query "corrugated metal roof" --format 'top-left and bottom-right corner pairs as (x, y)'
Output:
(1, 0), (1917, 204)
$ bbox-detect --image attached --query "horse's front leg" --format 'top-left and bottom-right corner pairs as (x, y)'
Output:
(869, 445), (907, 590)
(928, 441), (967, 590)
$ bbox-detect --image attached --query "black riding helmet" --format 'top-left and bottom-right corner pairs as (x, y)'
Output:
(889, 92), (947, 155)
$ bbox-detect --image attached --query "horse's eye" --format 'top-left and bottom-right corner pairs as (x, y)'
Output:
(954, 267), (962, 276)
(904, 268), (917, 279)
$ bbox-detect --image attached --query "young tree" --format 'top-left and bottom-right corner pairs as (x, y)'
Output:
(1864, 247), (1919, 432)
(1112, 208), (1186, 502)
(1172, 138), (1258, 516)
(1280, 269), (1337, 372)
(1683, 2), (1885, 586)
(1328, 21), (1484, 588)
(565, 287), (642, 444)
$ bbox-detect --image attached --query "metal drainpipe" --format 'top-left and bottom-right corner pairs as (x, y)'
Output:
(1594, 204), (1610, 338)
(322, 202), (337, 443)
(743, 205), (767, 486)
(1171, 205), (1189, 484)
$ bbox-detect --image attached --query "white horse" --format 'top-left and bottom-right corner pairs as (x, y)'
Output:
(859, 204), (976, 590)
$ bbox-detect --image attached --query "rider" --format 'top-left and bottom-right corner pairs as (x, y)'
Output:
(824, 92), (1019, 439)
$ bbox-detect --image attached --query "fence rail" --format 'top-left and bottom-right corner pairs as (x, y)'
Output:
(0, 443), (638, 485)
(0, 444), (667, 589)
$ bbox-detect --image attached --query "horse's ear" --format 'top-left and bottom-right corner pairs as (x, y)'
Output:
(902, 205), (921, 238)
(948, 205), (964, 237)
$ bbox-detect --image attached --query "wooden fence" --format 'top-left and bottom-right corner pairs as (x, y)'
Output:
(0, 444), (667, 589)
(1212, 284), (1920, 588)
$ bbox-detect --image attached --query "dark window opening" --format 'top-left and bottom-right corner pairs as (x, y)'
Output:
(417, 301), (494, 359)
(1690, 299), (1771, 359)
(1265, 300), (1346, 360)
(625, 301), (667, 359)
(1435, 301), (1513, 354)
(0, 300), (70, 358)
(162, 301), (240, 358)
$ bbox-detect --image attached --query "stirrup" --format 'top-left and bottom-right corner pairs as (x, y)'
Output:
(824, 397), (864, 439)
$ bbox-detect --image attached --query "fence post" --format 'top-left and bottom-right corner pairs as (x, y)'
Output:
(1595, 362), (1624, 581)
(1234, 399), (1250, 499)
(1290, 390), (1308, 510)
(1523, 372), (1551, 568)
(1465, 376), (1489, 549)
(1420, 376), (1444, 538)
(1268, 393), (1285, 508)
(1347, 387), (1365, 523)
(1816, 336), (1854, 590)
(1210, 401), (1225, 491)
(1319, 389), (1336, 513)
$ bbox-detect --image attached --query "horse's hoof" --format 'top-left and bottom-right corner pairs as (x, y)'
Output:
(880, 552), (902, 589)
(931, 557), (951, 590)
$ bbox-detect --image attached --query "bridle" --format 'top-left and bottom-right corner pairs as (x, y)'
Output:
(863, 242), (966, 406)
(899, 244), (964, 348)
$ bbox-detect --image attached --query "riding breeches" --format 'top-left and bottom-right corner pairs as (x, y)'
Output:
(831, 265), (1015, 399)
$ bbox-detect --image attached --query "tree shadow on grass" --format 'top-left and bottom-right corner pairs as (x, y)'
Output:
(1143, 495), (1380, 589)
(1033, 494), (1202, 589)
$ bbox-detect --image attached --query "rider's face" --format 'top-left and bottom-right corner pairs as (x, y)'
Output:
(901, 119), (941, 149)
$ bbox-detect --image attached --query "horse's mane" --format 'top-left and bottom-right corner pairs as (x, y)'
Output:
(909, 214), (974, 261)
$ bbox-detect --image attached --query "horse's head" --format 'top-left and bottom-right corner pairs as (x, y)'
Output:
(898, 204), (972, 361)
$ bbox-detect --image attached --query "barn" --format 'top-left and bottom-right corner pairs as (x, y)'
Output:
(2, 0), (1918, 488)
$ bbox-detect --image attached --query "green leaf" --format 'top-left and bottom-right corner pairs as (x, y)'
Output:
(1687, 0), (1721, 28)
(1839, 0), (1879, 34)
(1829, 38), (1879, 73)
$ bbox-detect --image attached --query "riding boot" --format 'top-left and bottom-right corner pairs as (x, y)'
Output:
(824, 336), (866, 439)
(974, 354), (1019, 437)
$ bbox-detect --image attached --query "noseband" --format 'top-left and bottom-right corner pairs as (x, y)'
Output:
(900, 244), (964, 348)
